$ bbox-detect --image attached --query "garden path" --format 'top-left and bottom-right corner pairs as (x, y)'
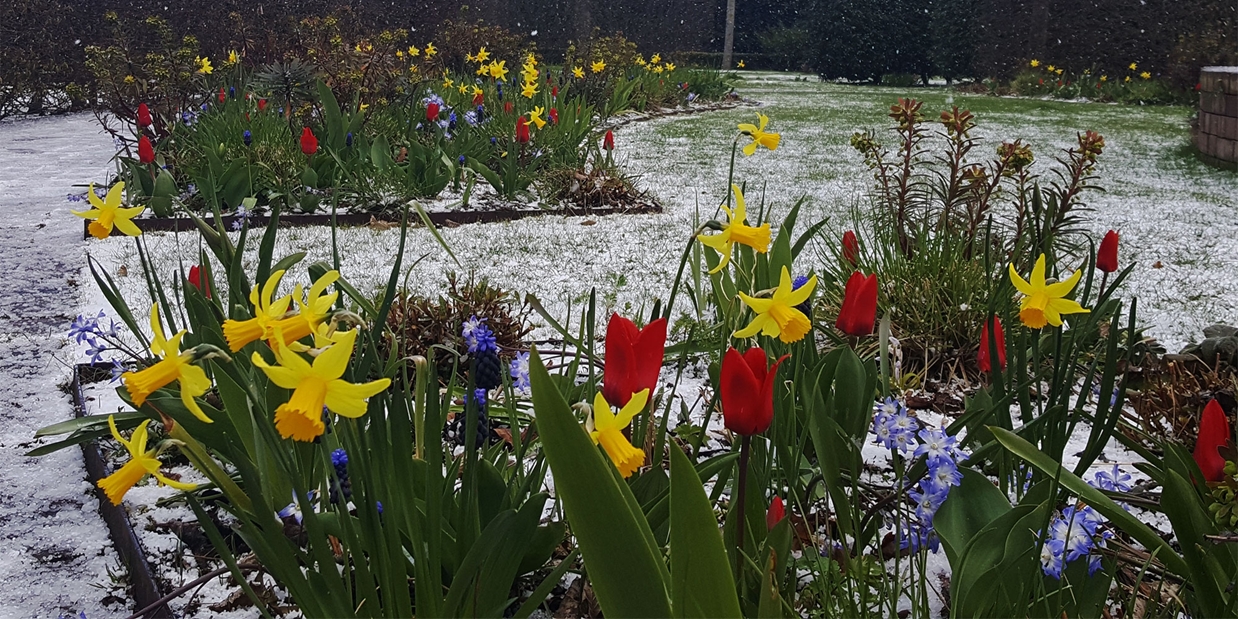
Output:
(0, 113), (127, 617)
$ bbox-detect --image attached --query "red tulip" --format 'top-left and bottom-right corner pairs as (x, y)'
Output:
(136, 103), (152, 128)
(766, 495), (785, 530)
(1195, 82), (1202, 91)
(602, 313), (667, 407)
(504, 101), (514, 114)
(842, 230), (859, 264)
(300, 127), (318, 155)
(1097, 230), (1119, 273)
(549, 108), (559, 124)
(977, 316), (1006, 372)
(603, 129), (615, 150)
(218, 87), (226, 103)
(258, 98), (268, 112)
(835, 271), (878, 337)
(1194, 399), (1231, 482)
(473, 92), (484, 106)
(515, 118), (530, 143)
(137, 135), (155, 164)
(187, 265), (211, 299)
(720, 347), (788, 436)
(426, 102), (440, 122)
(552, 86), (559, 99)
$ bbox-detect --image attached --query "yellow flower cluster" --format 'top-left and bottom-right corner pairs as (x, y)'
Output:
(521, 53), (540, 98)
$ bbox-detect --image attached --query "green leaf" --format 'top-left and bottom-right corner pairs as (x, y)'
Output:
(668, 445), (742, 618)
(989, 426), (1190, 578)
(529, 350), (672, 618)
(935, 467), (1012, 569)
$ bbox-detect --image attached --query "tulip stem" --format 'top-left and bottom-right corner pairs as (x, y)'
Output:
(1098, 272), (1109, 300)
(734, 434), (751, 578)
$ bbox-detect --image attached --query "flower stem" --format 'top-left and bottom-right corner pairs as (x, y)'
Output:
(734, 434), (751, 578)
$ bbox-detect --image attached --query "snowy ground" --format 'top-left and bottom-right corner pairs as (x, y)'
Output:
(0, 114), (131, 617)
(4, 72), (1235, 615)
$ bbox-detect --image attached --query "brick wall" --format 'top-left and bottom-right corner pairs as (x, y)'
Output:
(1198, 67), (1238, 166)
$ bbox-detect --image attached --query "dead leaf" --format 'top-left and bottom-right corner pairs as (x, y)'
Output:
(581, 219), (596, 226)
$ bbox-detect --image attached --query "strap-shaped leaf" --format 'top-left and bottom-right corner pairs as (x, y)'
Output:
(668, 445), (742, 618)
(529, 350), (672, 618)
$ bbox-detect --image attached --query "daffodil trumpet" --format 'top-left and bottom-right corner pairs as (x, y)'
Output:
(123, 305), (224, 423)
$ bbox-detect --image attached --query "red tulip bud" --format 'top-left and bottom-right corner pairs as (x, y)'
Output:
(258, 98), (268, 112)
(137, 135), (155, 164)
(549, 108), (559, 124)
(603, 129), (615, 150)
(515, 118), (530, 143)
(1097, 230), (1119, 273)
(552, 86), (559, 98)
(504, 101), (514, 114)
(136, 103), (152, 128)
(720, 346), (787, 436)
(1195, 82), (1202, 91)
(602, 314), (667, 407)
(426, 102), (440, 122)
(1194, 399), (1231, 482)
(835, 271), (878, 337)
(300, 127), (318, 155)
(842, 230), (859, 264)
(977, 316), (1006, 372)
(766, 495), (785, 530)
(218, 87), (226, 103)
(473, 92), (484, 106)
(187, 265), (211, 299)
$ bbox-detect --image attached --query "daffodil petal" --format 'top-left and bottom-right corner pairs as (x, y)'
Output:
(1009, 263), (1034, 295)
(325, 378), (391, 417)
(251, 351), (304, 389)
(1044, 268), (1083, 298)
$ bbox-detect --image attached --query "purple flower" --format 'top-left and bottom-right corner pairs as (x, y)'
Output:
(510, 351), (531, 392)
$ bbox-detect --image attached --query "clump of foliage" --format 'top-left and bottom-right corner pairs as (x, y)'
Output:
(384, 273), (532, 378)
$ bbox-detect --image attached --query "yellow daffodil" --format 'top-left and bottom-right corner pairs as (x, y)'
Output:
(635, 56), (647, 66)
(591, 60), (606, 73)
(1124, 76), (1131, 83)
(396, 50), (405, 58)
(1129, 62), (1137, 71)
(227, 50), (240, 65)
(527, 106), (547, 129)
(266, 270), (340, 347)
(737, 60), (746, 68)
(697, 184), (771, 274)
(408, 45), (420, 57)
(465, 52), (475, 62)
(471, 85), (483, 96)
(123, 305), (214, 423)
(222, 270), (294, 352)
(252, 328), (391, 442)
(735, 267), (816, 344)
(650, 53), (661, 64)
(476, 64), (489, 76)
(589, 389), (649, 478)
(1047, 65), (1056, 73)
(475, 47), (490, 62)
(1008, 254), (1090, 329)
(664, 62), (676, 71)
(1140, 71), (1151, 80)
(424, 43), (437, 57)
(73, 182), (144, 240)
(489, 60), (508, 81)
(195, 56), (213, 74)
(737, 112), (781, 156)
(410, 65), (420, 75)
(442, 77), (454, 89)
(97, 416), (197, 505)
(572, 66), (584, 78)
(521, 80), (538, 98)
(653, 65), (664, 74)
(1100, 75), (1108, 82)
(526, 52), (537, 65)
(1030, 59), (1040, 68)
(124, 75), (136, 84)
(1055, 68), (1063, 75)
(458, 84), (468, 94)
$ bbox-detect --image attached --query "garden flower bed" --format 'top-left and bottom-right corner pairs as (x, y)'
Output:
(17, 67), (1238, 617)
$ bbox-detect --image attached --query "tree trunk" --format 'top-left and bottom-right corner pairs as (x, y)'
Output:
(722, 0), (736, 69)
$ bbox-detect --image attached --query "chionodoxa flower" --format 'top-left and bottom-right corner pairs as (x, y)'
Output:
(123, 304), (224, 423)
(97, 416), (197, 505)
(1008, 254), (1089, 329)
(252, 328), (391, 442)
(696, 184), (771, 274)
